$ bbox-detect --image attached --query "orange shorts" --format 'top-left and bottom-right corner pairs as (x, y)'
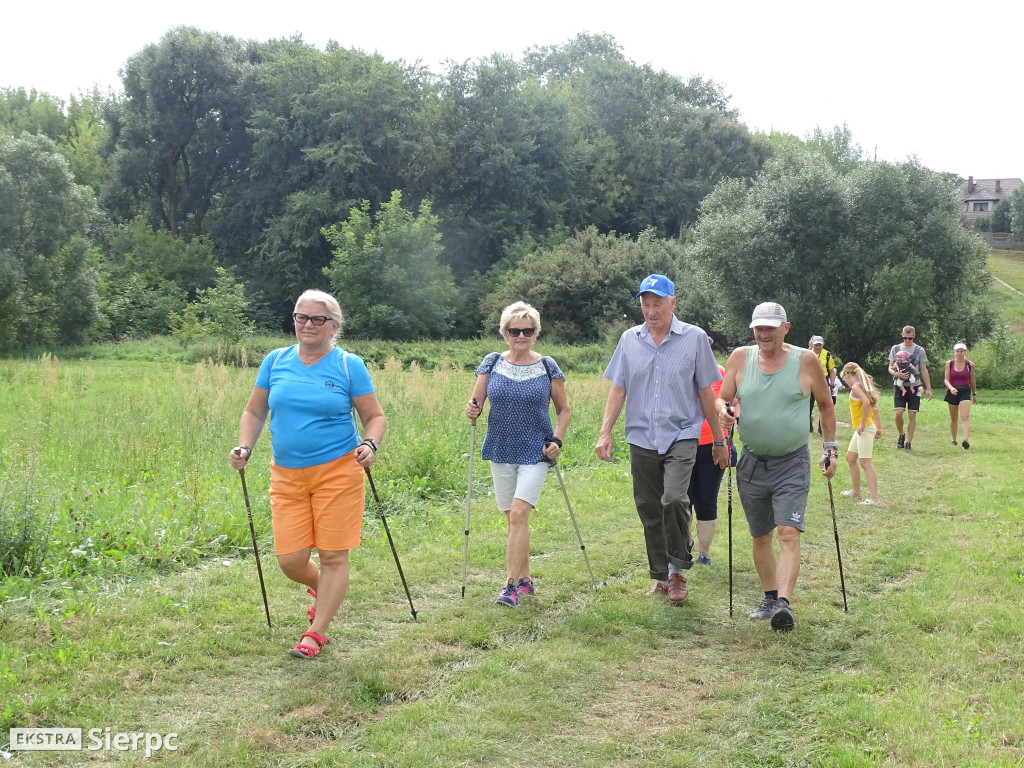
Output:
(269, 450), (365, 555)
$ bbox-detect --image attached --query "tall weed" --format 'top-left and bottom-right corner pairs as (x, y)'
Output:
(0, 456), (56, 577)
(970, 324), (1024, 389)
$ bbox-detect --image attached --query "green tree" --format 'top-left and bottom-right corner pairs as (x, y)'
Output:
(522, 34), (768, 240)
(323, 191), (457, 339)
(169, 267), (253, 345)
(805, 122), (863, 174)
(1007, 186), (1024, 236)
(215, 39), (442, 321)
(0, 133), (99, 349)
(483, 227), (715, 344)
(108, 218), (220, 293)
(94, 219), (220, 340)
(104, 26), (257, 237)
(991, 199), (1011, 233)
(434, 54), (573, 278)
(691, 149), (994, 363)
(0, 88), (67, 139)
(57, 90), (112, 194)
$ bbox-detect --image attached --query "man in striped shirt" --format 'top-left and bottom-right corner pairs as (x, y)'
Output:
(596, 274), (727, 605)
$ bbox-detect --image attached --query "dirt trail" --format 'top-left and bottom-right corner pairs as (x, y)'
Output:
(991, 274), (1024, 297)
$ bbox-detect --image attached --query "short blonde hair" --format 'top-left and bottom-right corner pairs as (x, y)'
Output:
(499, 301), (541, 338)
(294, 289), (344, 340)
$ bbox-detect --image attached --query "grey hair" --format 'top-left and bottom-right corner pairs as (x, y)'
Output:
(294, 289), (344, 341)
(499, 301), (541, 338)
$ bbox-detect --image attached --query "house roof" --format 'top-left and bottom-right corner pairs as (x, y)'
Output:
(955, 177), (1023, 204)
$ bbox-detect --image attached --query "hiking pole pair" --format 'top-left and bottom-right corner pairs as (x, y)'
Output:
(459, 415), (597, 593)
(237, 464), (418, 626)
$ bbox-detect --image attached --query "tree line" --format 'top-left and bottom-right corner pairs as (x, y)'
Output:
(0, 28), (999, 362)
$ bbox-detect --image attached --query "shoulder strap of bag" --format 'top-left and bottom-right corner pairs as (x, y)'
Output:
(270, 345), (293, 371)
(336, 347), (360, 432)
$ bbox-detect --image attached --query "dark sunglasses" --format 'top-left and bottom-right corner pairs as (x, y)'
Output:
(507, 327), (536, 337)
(294, 313), (330, 326)
(902, 336), (915, 340)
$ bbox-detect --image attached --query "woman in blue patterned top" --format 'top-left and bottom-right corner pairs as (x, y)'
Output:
(465, 302), (571, 607)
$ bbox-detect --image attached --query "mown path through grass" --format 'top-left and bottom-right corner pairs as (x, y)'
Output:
(3, 384), (1023, 767)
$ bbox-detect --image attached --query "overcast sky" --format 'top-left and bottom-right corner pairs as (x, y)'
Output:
(3, 0), (1021, 180)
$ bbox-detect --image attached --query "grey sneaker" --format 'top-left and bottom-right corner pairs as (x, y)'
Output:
(748, 596), (776, 620)
(696, 553), (712, 566)
(770, 601), (795, 631)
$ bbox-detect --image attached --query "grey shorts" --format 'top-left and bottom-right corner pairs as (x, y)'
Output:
(736, 444), (810, 537)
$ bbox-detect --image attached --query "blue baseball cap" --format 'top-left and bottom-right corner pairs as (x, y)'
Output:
(636, 274), (674, 298)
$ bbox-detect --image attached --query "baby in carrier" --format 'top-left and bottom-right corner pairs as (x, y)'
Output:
(893, 349), (923, 396)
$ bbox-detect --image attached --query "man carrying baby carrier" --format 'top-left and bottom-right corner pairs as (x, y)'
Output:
(887, 325), (932, 450)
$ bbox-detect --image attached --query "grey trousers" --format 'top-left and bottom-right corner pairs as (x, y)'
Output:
(629, 439), (697, 580)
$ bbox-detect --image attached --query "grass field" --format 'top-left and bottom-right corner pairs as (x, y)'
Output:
(987, 249), (1024, 334)
(2, 353), (1023, 767)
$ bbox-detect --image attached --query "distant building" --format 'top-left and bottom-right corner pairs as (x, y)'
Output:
(955, 176), (1022, 225)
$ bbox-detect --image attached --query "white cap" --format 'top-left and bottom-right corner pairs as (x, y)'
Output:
(953, 342), (967, 351)
(749, 302), (787, 328)
(810, 335), (824, 345)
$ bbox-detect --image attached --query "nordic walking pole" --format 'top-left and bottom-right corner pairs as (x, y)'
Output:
(727, 426), (734, 618)
(365, 469), (418, 621)
(238, 467), (272, 630)
(824, 456), (849, 612)
(725, 403), (737, 618)
(461, 400), (477, 598)
(552, 462), (598, 589)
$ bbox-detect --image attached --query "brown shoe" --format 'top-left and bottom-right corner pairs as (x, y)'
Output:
(668, 573), (688, 605)
(648, 581), (669, 596)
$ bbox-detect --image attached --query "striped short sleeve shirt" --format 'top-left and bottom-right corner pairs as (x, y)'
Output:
(604, 316), (722, 454)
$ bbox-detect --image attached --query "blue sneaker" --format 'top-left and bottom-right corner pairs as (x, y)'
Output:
(516, 577), (534, 599)
(696, 553), (712, 566)
(495, 580), (518, 607)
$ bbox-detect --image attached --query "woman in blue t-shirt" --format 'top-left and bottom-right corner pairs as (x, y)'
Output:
(229, 289), (386, 659)
(465, 302), (570, 607)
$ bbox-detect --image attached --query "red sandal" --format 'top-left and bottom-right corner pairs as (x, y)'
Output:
(307, 588), (317, 624)
(288, 631), (328, 659)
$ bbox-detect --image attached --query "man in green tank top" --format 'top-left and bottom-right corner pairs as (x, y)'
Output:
(716, 302), (838, 631)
